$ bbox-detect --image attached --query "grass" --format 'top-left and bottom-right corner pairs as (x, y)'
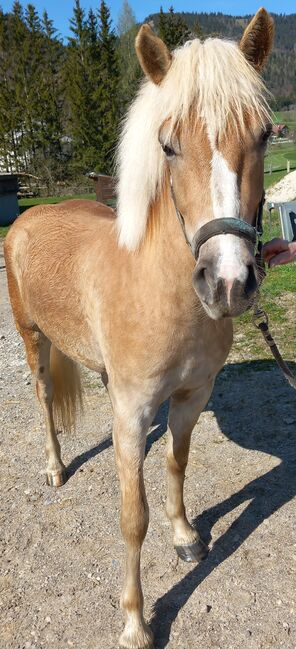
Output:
(232, 206), (296, 361)
(0, 226), (9, 238)
(264, 139), (296, 190)
(264, 168), (288, 189)
(274, 110), (296, 131)
(265, 142), (296, 171)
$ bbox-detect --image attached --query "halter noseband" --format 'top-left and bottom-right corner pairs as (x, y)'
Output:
(170, 175), (264, 261)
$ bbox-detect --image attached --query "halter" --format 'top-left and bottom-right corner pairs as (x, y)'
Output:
(170, 175), (264, 261)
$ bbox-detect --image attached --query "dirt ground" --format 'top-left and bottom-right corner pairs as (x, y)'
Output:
(1, 241), (296, 649)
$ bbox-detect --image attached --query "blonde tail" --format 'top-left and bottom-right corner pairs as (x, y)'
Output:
(50, 345), (83, 433)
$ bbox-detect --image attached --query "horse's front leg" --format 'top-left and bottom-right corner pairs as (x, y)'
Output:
(166, 382), (213, 563)
(113, 412), (154, 649)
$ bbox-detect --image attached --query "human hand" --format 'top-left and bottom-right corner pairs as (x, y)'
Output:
(263, 238), (296, 267)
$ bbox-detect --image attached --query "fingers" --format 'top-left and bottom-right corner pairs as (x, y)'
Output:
(263, 238), (289, 263)
(268, 242), (296, 267)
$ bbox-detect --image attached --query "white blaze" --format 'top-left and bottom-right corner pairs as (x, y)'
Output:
(210, 150), (248, 295)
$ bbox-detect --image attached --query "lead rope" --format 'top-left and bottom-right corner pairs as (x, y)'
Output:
(253, 200), (296, 390)
(253, 304), (296, 390)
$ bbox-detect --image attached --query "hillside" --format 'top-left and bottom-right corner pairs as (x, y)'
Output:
(145, 11), (296, 108)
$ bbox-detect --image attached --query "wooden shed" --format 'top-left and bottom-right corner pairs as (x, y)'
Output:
(87, 172), (116, 205)
(0, 174), (19, 226)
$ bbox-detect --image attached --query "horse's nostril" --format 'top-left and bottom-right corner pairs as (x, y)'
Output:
(194, 266), (207, 298)
(245, 264), (257, 297)
(193, 262), (217, 304)
(197, 267), (206, 284)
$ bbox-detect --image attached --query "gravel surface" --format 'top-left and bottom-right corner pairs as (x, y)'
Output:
(1, 241), (296, 649)
(266, 170), (296, 204)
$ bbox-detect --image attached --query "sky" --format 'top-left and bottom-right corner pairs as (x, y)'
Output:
(1, 0), (295, 38)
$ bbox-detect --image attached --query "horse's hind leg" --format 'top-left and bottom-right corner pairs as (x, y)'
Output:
(21, 328), (67, 487)
(166, 383), (213, 562)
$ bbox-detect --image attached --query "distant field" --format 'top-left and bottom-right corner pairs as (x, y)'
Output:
(264, 135), (296, 188)
(274, 110), (296, 131)
(265, 142), (296, 171)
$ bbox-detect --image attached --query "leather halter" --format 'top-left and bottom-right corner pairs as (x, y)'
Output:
(170, 175), (264, 261)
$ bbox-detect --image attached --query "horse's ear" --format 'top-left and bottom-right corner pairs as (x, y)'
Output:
(239, 7), (274, 71)
(135, 24), (172, 84)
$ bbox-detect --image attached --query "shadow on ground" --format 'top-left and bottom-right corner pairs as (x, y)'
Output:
(66, 400), (169, 478)
(67, 360), (295, 648)
(151, 359), (296, 648)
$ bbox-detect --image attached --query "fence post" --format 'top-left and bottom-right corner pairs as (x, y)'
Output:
(287, 160), (291, 173)
(269, 163), (272, 175)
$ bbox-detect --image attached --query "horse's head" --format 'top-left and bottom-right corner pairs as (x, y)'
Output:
(132, 9), (273, 320)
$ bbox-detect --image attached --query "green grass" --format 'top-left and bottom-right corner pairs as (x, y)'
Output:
(265, 142), (296, 172)
(0, 226), (9, 238)
(233, 206), (296, 360)
(264, 168), (288, 189)
(264, 138), (296, 191)
(273, 110), (296, 131)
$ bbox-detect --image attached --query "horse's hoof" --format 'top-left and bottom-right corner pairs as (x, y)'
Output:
(46, 468), (67, 488)
(119, 623), (154, 649)
(175, 538), (209, 563)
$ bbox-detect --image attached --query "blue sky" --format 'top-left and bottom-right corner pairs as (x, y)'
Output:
(1, 1), (295, 37)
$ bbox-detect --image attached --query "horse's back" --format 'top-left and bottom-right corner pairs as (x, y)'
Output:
(4, 198), (116, 269)
(5, 198), (115, 243)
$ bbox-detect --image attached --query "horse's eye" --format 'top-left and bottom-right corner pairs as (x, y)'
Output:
(162, 144), (175, 158)
(261, 123), (272, 143)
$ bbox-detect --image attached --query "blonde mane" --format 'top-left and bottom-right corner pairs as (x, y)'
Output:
(116, 37), (271, 251)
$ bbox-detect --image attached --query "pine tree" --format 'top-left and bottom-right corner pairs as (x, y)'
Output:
(38, 11), (65, 188)
(0, 8), (14, 171)
(8, 1), (33, 171)
(94, 0), (120, 173)
(64, 0), (94, 172)
(158, 6), (190, 49)
(158, 6), (168, 43)
(24, 4), (47, 166)
(117, 0), (141, 114)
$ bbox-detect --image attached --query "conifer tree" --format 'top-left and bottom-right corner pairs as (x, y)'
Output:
(0, 8), (15, 171)
(9, 1), (31, 170)
(158, 6), (190, 49)
(38, 11), (65, 187)
(64, 0), (94, 172)
(117, 0), (141, 114)
(94, 0), (119, 173)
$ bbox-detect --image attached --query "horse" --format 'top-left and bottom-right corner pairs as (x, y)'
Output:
(4, 8), (273, 649)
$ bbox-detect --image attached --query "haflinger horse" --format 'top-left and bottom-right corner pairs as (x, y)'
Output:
(4, 8), (273, 649)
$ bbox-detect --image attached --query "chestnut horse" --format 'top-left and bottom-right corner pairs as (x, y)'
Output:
(4, 9), (273, 649)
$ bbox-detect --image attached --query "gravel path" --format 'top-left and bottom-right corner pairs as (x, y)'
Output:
(266, 170), (296, 204)
(1, 241), (296, 649)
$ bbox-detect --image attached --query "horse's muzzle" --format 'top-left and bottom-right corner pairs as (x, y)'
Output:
(193, 258), (258, 319)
